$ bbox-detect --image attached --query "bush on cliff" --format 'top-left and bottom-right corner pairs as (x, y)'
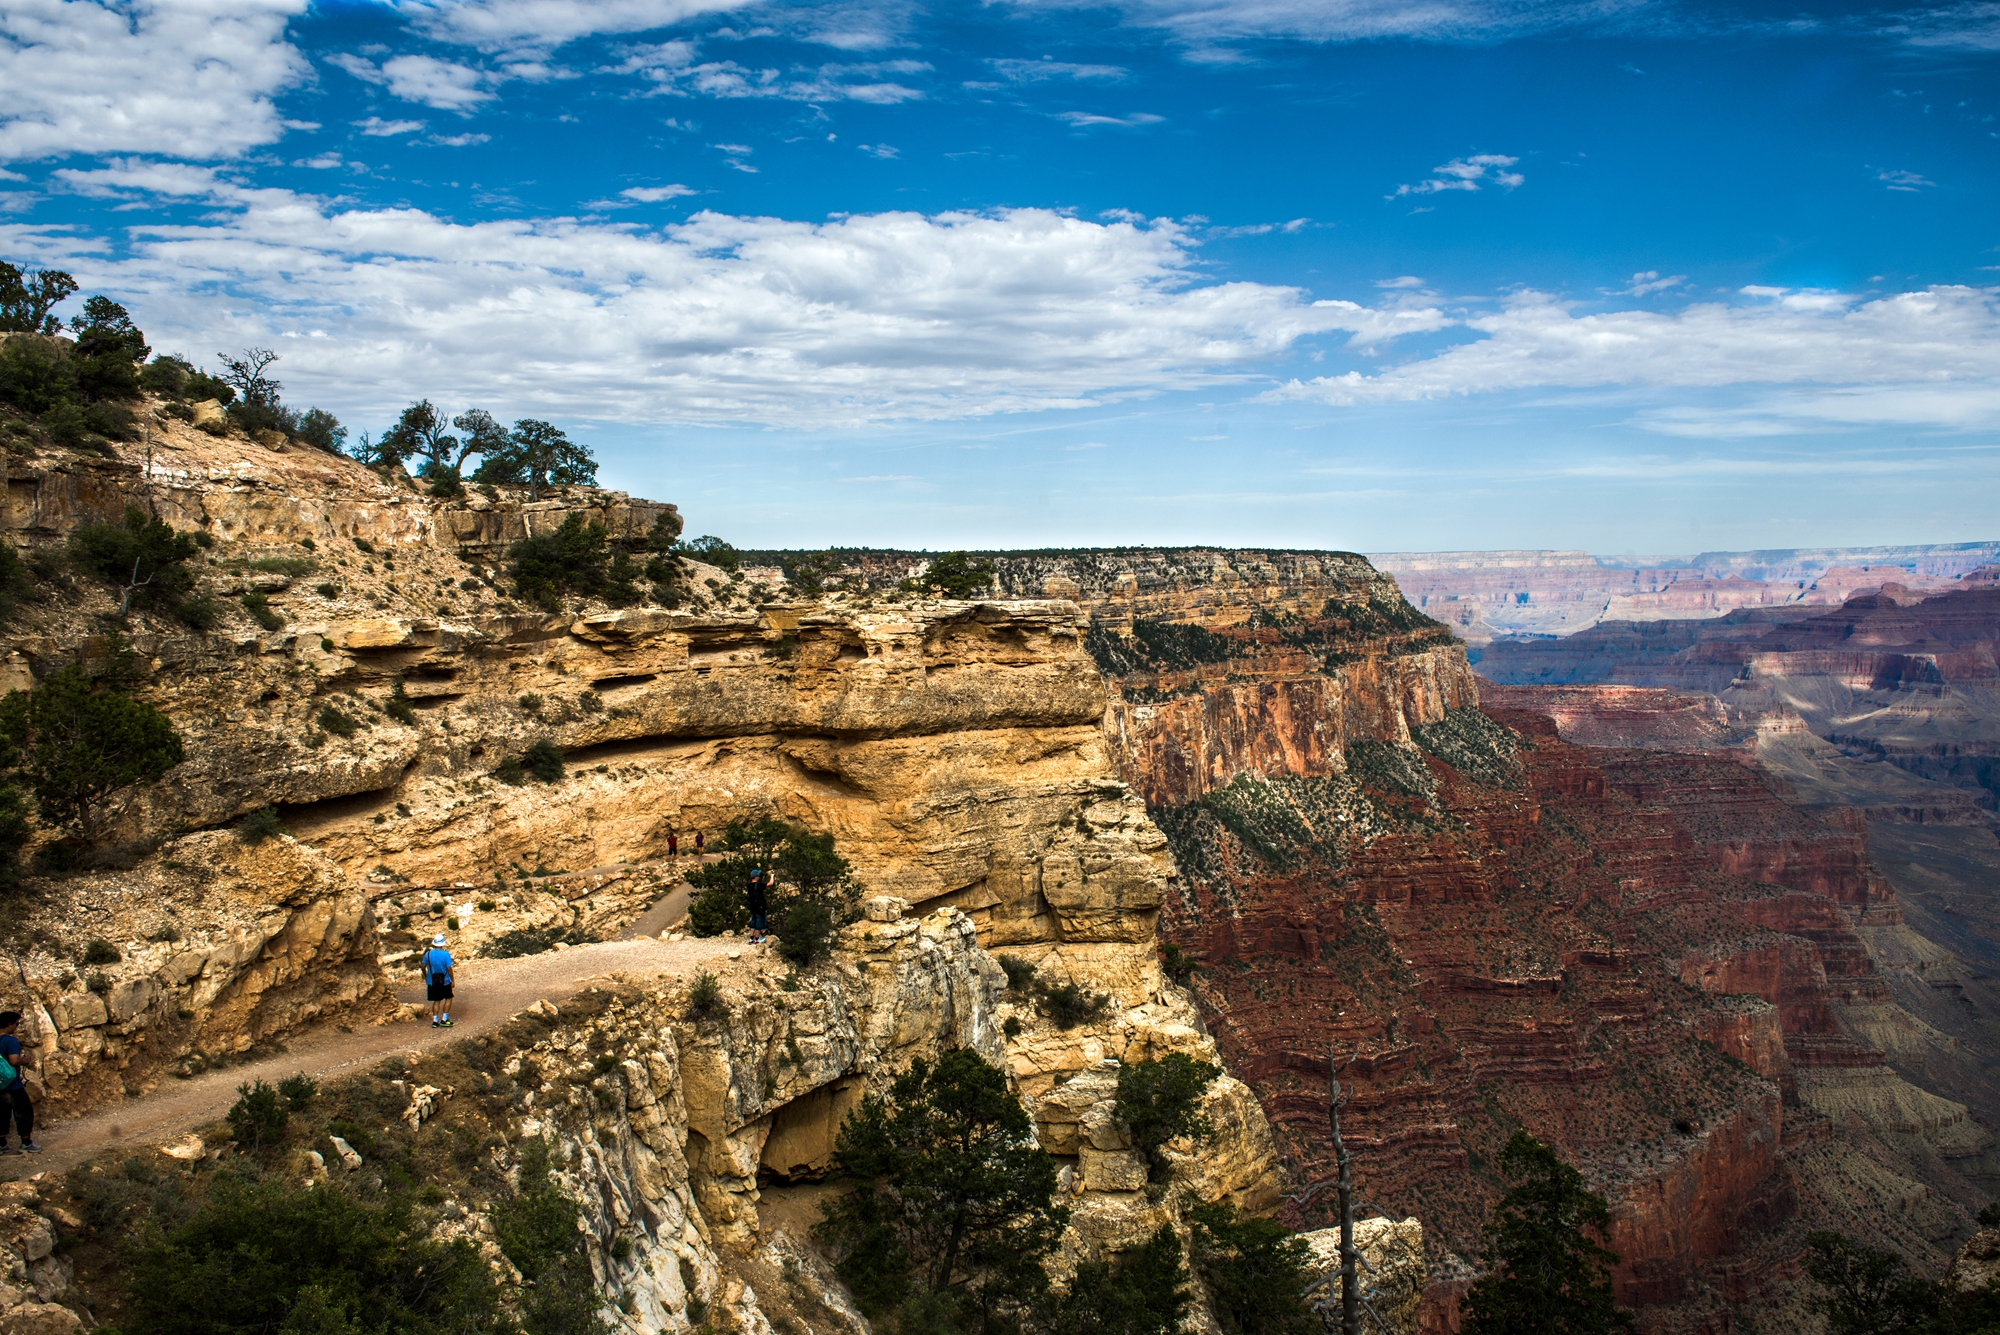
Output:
(1188, 1200), (1320, 1335)
(1114, 1052), (1221, 1182)
(0, 656), (184, 841)
(816, 1048), (1067, 1331)
(474, 418), (598, 498)
(492, 1140), (613, 1335)
(67, 505), (208, 623)
(125, 1174), (502, 1335)
(1043, 1225), (1191, 1335)
(684, 819), (860, 954)
(1461, 1131), (1633, 1335)
(898, 551), (995, 599)
(509, 513), (610, 612)
(1798, 1231), (2000, 1335)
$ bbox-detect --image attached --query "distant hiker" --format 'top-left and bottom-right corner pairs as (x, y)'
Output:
(694, 831), (704, 854)
(422, 933), (456, 1028)
(0, 1012), (38, 1154)
(747, 867), (769, 946)
(668, 830), (679, 858)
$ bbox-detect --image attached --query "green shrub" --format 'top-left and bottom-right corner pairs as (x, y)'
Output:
(237, 806), (284, 845)
(1114, 1053), (1221, 1180)
(485, 925), (591, 958)
(998, 956), (1037, 993)
(686, 970), (723, 1019)
(493, 756), (526, 785)
(775, 898), (837, 966)
(226, 1078), (289, 1148)
(1045, 1224), (1190, 1335)
(686, 884), (748, 937)
(172, 593), (222, 630)
(1039, 981), (1110, 1030)
(385, 679), (417, 726)
(317, 704), (359, 738)
(816, 1050), (1065, 1328)
(0, 661), (184, 839)
(682, 535), (739, 572)
(1190, 1200), (1320, 1335)
(518, 692), (543, 713)
(509, 513), (611, 612)
(523, 738), (564, 783)
(1003, 1016), (1023, 1038)
(81, 937), (121, 965)
(240, 591), (282, 631)
(0, 335), (72, 414)
(1160, 942), (1202, 986)
(124, 1174), (501, 1335)
(277, 1072), (317, 1110)
(67, 505), (201, 616)
(898, 551), (996, 598)
(315, 581), (339, 598)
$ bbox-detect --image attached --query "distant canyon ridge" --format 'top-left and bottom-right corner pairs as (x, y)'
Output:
(1372, 542), (2000, 644)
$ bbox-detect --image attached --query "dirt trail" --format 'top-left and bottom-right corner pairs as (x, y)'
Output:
(0, 933), (738, 1180)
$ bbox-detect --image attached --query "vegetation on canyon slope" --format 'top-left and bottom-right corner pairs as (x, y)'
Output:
(684, 817), (862, 964)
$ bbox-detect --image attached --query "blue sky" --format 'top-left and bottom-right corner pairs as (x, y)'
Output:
(2, 0), (1998, 554)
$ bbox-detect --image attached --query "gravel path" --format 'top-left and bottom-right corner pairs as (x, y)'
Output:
(0, 933), (738, 1179)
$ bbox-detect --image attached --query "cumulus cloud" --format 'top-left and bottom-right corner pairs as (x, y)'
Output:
(0, 0), (310, 161)
(355, 117), (428, 136)
(1878, 168), (1935, 190)
(1262, 285), (2000, 433)
(1392, 153), (1522, 198)
(621, 184), (697, 201)
(330, 52), (500, 110)
(3, 189), (1424, 428)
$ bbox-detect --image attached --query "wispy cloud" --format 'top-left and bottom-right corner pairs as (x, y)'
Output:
(990, 57), (1129, 81)
(1878, 168), (1935, 191)
(621, 184), (696, 201)
(1056, 110), (1164, 127)
(330, 52), (499, 110)
(1392, 153), (1523, 198)
(355, 117), (427, 136)
(1616, 270), (1685, 296)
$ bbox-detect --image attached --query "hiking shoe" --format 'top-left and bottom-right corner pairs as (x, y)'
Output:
(440, 1019), (453, 1028)
(19, 1143), (39, 1154)
(430, 1018), (440, 1027)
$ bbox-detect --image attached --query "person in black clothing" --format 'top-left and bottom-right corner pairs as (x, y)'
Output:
(747, 866), (769, 946)
(0, 1012), (38, 1154)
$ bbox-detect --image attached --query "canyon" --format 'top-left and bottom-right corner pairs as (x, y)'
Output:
(4, 392), (1996, 1333)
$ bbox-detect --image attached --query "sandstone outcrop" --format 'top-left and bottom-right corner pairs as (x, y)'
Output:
(0, 832), (391, 1115)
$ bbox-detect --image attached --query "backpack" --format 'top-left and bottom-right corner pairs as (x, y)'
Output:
(0, 1052), (16, 1087)
(424, 949), (450, 984)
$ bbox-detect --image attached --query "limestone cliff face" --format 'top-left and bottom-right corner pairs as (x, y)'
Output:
(403, 908), (1284, 1334)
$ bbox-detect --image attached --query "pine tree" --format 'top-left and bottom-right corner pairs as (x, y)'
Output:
(1461, 1132), (1634, 1335)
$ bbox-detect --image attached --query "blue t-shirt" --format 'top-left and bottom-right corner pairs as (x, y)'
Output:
(0, 1035), (24, 1091)
(422, 948), (454, 984)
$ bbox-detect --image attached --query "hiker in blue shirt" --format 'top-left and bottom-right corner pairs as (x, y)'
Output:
(422, 934), (455, 1028)
(0, 1012), (38, 1154)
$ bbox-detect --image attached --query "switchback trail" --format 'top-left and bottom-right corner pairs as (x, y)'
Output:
(0, 934), (740, 1179)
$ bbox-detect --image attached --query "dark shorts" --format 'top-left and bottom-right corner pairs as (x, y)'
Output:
(750, 911), (768, 931)
(427, 981), (454, 1001)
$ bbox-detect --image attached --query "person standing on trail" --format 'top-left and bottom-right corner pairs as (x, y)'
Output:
(0, 1013), (38, 1154)
(422, 933), (456, 1028)
(694, 831), (704, 854)
(668, 830), (679, 858)
(746, 866), (769, 946)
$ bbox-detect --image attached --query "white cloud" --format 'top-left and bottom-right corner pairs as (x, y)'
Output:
(989, 57), (1129, 80)
(1392, 153), (1522, 198)
(331, 52), (498, 110)
(621, 184), (696, 201)
(398, 0), (760, 52)
(1880, 2), (2000, 50)
(292, 152), (344, 169)
(355, 117), (428, 136)
(858, 142), (899, 158)
(1004, 0), (1638, 47)
(7, 189), (1404, 428)
(1617, 270), (1684, 296)
(1056, 110), (1164, 127)
(1878, 168), (1935, 191)
(0, 0), (310, 161)
(428, 132), (491, 146)
(1263, 286), (2000, 433)
(613, 45), (929, 101)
